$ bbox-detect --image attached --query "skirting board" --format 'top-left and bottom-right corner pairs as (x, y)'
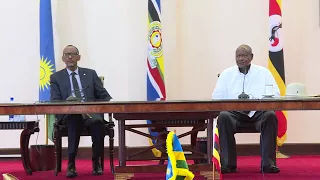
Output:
(0, 143), (319, 159)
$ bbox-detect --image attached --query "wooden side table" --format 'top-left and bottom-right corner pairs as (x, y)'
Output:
(0, 121), (39, 175)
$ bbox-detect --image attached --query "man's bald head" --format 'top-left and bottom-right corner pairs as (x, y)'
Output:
(235, 44), (253, 68)
(62, 44), (81, 71)
(236, 44), (252, 54)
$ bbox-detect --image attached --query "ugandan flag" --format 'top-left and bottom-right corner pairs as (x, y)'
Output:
(268, 0), (287, 146)
(212, 120), (222, 179)
(166, 131), (194, 180)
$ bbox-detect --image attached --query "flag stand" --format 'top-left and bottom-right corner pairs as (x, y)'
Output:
(208, 163), (221, 180)
(2, 173), (18, 180)
(276, 146), (289, 159)
(276, 151), (289, 158)
(201, 170), (219, 180)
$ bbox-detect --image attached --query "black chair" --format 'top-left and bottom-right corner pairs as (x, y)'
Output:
(53, 113), (114, 176)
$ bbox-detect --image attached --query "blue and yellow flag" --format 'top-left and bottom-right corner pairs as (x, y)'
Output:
(39, 0), (56, 101)
(166, 131), (194, 180)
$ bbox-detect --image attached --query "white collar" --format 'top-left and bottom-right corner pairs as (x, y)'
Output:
(66, 67), (79, 75)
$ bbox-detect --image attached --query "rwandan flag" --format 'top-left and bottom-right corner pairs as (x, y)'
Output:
(147, 0), (167, 157)
(268, 0), (287, 146)
(39, 0), (56, 101)
(166, 131), (194, 180)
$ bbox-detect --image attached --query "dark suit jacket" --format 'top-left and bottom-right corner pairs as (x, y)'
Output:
(50, 67), (112, 123)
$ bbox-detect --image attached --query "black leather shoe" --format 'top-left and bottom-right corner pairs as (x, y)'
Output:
(66, 163), (78, 178)
(221, 166), (237, 174)
(261, 165), (280, 173)
(92, 161), (103, 176)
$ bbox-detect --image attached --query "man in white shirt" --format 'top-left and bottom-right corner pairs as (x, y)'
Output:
(212, 44), (280, 174)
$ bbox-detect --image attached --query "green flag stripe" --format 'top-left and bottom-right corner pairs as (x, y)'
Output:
(176, 176), (187, 180)
(148, 13), (153, 23)
(176, 160), (189, 169)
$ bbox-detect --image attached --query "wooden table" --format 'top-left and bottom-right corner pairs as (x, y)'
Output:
(1, 98), (320, 178)
(0, 121), (39, 175)
(113, 112), (217, 180)
(1, 98), (320, 115)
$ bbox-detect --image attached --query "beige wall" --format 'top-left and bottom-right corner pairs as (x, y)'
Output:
(0, 0), (319, 149)
(175, 0), (320, 144)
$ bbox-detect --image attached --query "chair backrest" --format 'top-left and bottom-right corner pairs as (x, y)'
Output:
(98, 76), (113, 122)
(99, 76), (104, 86)
(286, 83), (306, 96)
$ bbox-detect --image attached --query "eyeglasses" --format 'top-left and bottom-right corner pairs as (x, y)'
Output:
(63, 53), (79, 57)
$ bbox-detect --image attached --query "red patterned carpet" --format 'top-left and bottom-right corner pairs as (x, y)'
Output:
(1, 156), (320, 179)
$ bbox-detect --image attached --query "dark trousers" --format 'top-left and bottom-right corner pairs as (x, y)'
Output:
(217, 111), (278, 168)
(66, 114), (106, 163)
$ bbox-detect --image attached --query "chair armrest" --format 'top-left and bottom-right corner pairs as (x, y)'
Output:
(107, 113), (115, 128)
(108, 113), (113, 122)
(52, 116), (59, 127)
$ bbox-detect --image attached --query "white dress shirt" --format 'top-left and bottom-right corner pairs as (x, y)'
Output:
(212, 64), (280, 117)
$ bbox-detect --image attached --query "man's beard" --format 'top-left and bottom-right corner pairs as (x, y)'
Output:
(67, 62), (76, 67)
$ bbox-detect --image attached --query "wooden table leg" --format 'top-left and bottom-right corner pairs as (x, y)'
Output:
(116, 120), (133, 179)
(109, 128), (115, 174)
(191, 126), (199, 164)
(20, 123), (39, 175)
(118, 119), (126, 167)
(206, 118), (213, 164)
(53, 125), (62, 176)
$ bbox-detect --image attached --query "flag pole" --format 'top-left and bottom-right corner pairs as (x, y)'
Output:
(45, 115), (48, 145)
(212, 163), (216, 180)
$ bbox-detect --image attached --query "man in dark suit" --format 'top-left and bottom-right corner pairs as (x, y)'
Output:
(50, 45), (112, 178)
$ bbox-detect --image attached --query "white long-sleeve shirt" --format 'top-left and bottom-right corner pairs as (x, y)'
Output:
(212, 64), (280, 117)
